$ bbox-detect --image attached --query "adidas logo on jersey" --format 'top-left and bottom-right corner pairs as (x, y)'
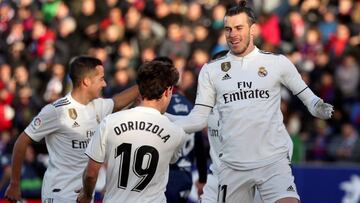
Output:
(72, 121), (80, 128)
(287, 185), (295, 192)
(222, 73), (231, 80)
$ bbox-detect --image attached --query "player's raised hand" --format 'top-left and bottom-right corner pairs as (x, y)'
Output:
(314, 99), (334, 119)
(4, 183), (21, 203)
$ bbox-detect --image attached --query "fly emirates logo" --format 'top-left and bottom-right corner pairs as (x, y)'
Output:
(223, 81), (270, 104)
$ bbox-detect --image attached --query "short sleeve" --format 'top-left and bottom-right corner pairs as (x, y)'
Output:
(94, 98), (114, 120)
(85, 118), (108, 163)
(170, 128), (187, 163)
(195, 64), (216, 108)
(278, 55), (308, 95)
(24, 104), (59, 142)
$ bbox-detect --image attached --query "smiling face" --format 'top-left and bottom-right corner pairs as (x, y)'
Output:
(224, 13), (255, 57)
(87, 65), (107, 99)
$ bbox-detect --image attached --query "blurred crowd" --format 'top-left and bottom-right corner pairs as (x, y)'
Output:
(0, 0), (359, 199)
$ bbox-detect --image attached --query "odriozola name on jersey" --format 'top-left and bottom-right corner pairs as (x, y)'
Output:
(223, 81), (270, 104)
(113, 121), (171, 143)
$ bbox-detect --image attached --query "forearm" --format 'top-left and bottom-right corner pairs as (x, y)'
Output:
(296, 87), (333, 119)
(82, 159), (102, 199)
(173, 105), (211, 133)
(112, 85), (139, 112)
(10, 132), (31, 185)
(82, 168), (98, 199)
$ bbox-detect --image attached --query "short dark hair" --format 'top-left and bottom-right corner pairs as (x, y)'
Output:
(69, 56), (103, 87)
(225, 0), (256, 25)
(136, 60), (179, 100)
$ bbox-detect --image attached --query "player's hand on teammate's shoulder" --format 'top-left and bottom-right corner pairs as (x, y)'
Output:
(4, 183), (22, 203)
(76, 188), (92, 203)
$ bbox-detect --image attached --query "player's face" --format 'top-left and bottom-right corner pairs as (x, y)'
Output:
(89, 65), (106, 99)
(224, 13), (254, 56)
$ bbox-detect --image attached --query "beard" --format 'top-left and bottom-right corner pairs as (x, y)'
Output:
(227, 32), (251, 56)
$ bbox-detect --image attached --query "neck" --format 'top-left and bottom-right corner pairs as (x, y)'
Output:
(233, 43), (255, 57)
(141, 99), (163, 114)
(71, 87), (92, 105)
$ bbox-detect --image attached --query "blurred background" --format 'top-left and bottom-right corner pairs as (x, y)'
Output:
(0, 0), (359, 202)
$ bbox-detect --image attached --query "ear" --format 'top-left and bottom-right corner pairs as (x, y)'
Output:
(164, 86), (173, 98)
(250, 23), (259, 37)
(82, 77), (91, 87)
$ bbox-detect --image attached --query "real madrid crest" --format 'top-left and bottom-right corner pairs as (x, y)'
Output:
(68, 108), (77, 120)
(258, 67), (267, 77)
(221, 62), (231, 72)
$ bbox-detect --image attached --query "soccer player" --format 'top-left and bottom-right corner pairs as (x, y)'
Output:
(171, 1), (334, 203)
(5, 56), (139, 203)
(76, 60), (187, 203)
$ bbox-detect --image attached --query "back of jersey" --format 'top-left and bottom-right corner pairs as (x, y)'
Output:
(86, 106), (185, 203)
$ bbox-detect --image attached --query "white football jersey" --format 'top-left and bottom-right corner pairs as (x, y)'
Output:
(25, 93), (114, 201)
(85, 106), (186, 203)
(196, 47), (305, 170)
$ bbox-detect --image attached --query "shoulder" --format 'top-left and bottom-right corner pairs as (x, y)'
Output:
(257, 49), (280, 56)
(208, 55), (228, 64)
(92, 97), (113, 105)
(203, 55), (232, 74)
(52, 96), (71, 108)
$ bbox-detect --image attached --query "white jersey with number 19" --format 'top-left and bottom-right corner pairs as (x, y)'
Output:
(196, 47), (304, 170)
(24, 94), (114, 201)
(85, 106), (186, 203)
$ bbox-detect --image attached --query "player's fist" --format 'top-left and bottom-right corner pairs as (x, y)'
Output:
(4, 183), (21, 203)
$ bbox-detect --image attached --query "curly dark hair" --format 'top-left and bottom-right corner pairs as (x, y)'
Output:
(136, 60), (179, 100)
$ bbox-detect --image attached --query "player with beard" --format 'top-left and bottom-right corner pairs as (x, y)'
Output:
(169, 1), (333, 203)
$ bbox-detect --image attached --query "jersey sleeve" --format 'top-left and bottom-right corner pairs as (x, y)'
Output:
(278, 55), (308, 95)
(24, 104), (59, 142)
(85, 118), (108, 163)
(170, 127), (187, 164)
(195, 64), (216, 108)
(94, 98), (114, 120)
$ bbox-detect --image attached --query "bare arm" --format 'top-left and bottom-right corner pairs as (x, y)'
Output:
(112, 85), (139, 112)
(5, 132), (33, 202)
(77, 158), (102, 203)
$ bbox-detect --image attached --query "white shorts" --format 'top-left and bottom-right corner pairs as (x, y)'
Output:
(218, 157), (300, 203)
(200, 172), (218, 203)
(200, 171), (265, 203)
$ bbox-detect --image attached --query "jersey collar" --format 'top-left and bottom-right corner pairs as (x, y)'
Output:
(134, 106), (162, 115)
(227, 46), (259, 60)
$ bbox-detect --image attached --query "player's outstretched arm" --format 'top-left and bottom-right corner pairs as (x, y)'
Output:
(77, 159), (102, 203)
(4, 132), (33, 202)
(112, 85), (139, 112)
(172, 104), (212, 133)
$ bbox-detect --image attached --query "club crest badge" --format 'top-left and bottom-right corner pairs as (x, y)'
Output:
(258, 67), (268, 77)
(68, 108), (77, 120)
(221, 62), (231, 72)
